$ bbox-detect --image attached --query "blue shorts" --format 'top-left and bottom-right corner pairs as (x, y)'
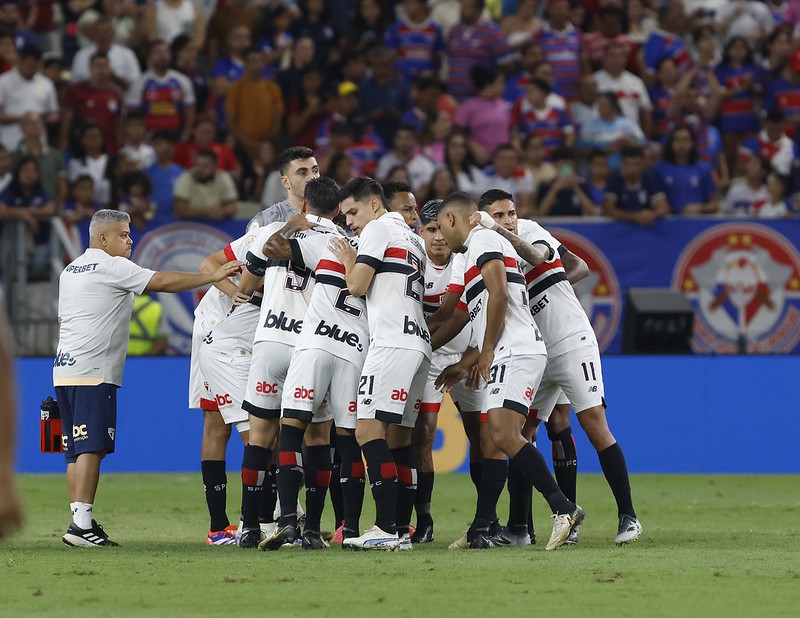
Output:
(55, 384), (118, 464)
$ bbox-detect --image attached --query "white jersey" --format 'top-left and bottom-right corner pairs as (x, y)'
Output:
(423, 254), (470, 356)
(517, 219), (596, 356)
(246, 215), (338, 346)
(356, 212), (431, 357)
(290, 233), (369, 366)
(194, 229), (262, 328)
(592, 70), (652, 124)
(54, 248), (155, 387)
(462, 226), (545, 359)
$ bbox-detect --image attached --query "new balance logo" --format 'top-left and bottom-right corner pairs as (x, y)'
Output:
(391, 389), (409, 402)
(403, 316), (431, 342)
(314, 320), (363, 351)
(490, 388), (500, 395)
(293, 387), (315, 400)
(264, 309), (302, 334)
(255, 382), (278, 394)
(588, 386), (598, 392)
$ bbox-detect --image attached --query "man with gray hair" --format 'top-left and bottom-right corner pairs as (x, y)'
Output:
(55, 209), (241, 548)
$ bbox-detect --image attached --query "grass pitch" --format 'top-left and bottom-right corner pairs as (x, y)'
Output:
(2, 473), (799, 617)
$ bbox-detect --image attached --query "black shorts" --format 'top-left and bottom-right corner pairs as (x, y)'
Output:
(55, 384), (118, 463)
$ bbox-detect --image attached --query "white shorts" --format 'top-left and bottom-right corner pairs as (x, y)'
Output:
(530, 343), (605, 423)
(482, 353), (547, 418)
(197, 305), (258, 427)
(189, 316), (216, 411)
(282, 348), (357, 429)
(243, 341), (294, 420)
(421, 352), (484, 414)
(358, 346), (430, 428)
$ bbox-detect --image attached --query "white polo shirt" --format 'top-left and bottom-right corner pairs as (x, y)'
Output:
(0, 69), (59, 150)
(54, 248), (155, 387)
(70, 44), (142, 87)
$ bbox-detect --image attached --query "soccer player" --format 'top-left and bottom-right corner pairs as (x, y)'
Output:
(55, 210), (240, 547)
(412, 199), (484, 544)
(249, 146), (320, 228)
(191, 230), (262, 545)
(330, 177), (432, 551)
(383, 180), (420, 230)
(257, 177), (369, 550)
(435, 192), (584, 551)
(477, 189), (642, 545)
(234, 177), (341, 548)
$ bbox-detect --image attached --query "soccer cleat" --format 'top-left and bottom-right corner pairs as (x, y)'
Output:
(501, 527), (532, 547)
(468, 532), (497, 549)
(565, 525), (580, 545)
(397, 533), (413, 551)
(331, 522), (345, 544)
(546, 505), (585, 551)
(448, 532), (469, 549)
(411, 521), (434, 544)
(238, 528), (265, 549)
(341, 525), (399, 551)
(615, 515), (643, 545)
(259, 523), (297, 551)
(206, 525), (238, 546)
(301, 530), (330, 550)
(62, 521), (119, 548)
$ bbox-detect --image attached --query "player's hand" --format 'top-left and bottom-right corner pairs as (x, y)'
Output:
(466, 365), (483, 390)
(285, 213), (315, 233)
(210, 261), (244, 282)
(0, 470), (22, 540)
(434, 361), (470, 392)
(477, 349), (495, 384)
(329, 237), (356, 271)
(469, 211), (497, 231)
(230, 290), (251, 305)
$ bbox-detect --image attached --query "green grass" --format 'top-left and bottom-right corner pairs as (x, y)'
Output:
(2, 474), (800, 617)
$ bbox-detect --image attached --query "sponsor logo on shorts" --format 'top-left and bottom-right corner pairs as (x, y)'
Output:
(73, 424), (88, 441)
(264, 309), (303, 334)
(215, 393), (233, 407)
(348, 401), (357, 413)
(524, 387), (535, 400)
(403, 316), (431, 342)
(672, 223), (800, 353)
(53, 350), (77, 367)
(391, 388), (409, 402)
(314, 319), (363, 351)
(255, 382), (279, 394)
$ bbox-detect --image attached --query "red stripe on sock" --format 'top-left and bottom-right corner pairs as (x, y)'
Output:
(380, 462), (397, 480)
(242, 467), (259, 486)
(279, 451), (301, 467)
(316, 470), (332, 487)
(419, 402), (441, 414)
(479, 412), (488, 424)
(351, 462), (366, 478)
(397, 465), (414, 485)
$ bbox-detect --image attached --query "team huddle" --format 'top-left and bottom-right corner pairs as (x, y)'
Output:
(188, 146), (642, 552)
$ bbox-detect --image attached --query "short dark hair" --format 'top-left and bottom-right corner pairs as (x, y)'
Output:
(587, 149), (608, 163)
(663, 124), (699, 165)
(71, 174), (95, 188)
(494, 143), (516, 156)
(90, 51), (109, 65)
(414, 74), (445, 93)
(438, 191), (476, 215)
(470, 64), (498, 91)
(478, 188), (513, 211)
(43, 58), (62, 71)
(19, 43), (43, 61)
(339, 176), (387, 208)
(120, 170), (152, 196)
(621, 146), (645, 160)
(244, 46), (263, 59)
(277, 146), (315, 175)
(151, 130), (176, 143)
(419, 199), (442, 224)
(195, 148), (217, 164)
(528, 77), (552, 94)
(383, 181), (414, 205)
(304, 176), (341, 215)
(552, 147), (576, 162)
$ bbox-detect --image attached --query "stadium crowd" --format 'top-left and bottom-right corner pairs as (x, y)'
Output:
(1, 0), (800, 277)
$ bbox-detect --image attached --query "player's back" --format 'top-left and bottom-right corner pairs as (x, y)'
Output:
(357, 212), (431, 355)
(517, 219), (595, 356)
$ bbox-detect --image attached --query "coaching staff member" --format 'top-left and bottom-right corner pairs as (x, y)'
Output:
(54, 209), (241, 547)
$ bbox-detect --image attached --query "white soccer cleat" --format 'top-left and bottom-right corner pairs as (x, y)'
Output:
(342, 525), (400, 551)
(546, 505), (585, 551)
(397, 533), (413, 551)
(615, 515), (642, 545)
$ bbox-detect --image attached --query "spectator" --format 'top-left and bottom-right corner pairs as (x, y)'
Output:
(423, 166), (458, 203)
(626, 0), (657, 46)
(210, 24), (251, 128)
(604, 146), (670, 226)
(585, 149), (609, 212)
(642, 3), (692, 85)
(402, 74), (446, 133)
(384, 165), (413, 185)
(42, 57), (67, 107)
(173, 149), (237, 220)
(654, 125), (718, 215)
(445, 130), (489, 199)
(569, 73), (598, 134)
(359, 45), (412, 147)
(253, 141), (286, 207)
(255, 4), (295, 80)
(61, 175), (100, 226)
(765, 49), (800, 133)
(648, 57), (678, 142)
(145, 131), (184, 225)
(70, 17), (141, 92)
(0, 32), (17, 75)
(483, 143), (535, 216)
(277, 36), (317, 102)
(13, 113), (66, 205)
(126, 40), (195, 142)
(327, 151), (355, 188)
(511, 76), (574, 161)
(689, 27), (723, 115)
(376, 124), (435, 192)
(455, 64), (512, 164)
(347, 120), (387, 177)
(118, 170), (156, 231)
(759, 171), (792, 218)
(0, 156), (55, 274)
(119, 113), (156, 171)
(761, 27), (791, 79)
(61, 0), (95, 64)
(285, 67), (330, 149)
(534, 0), (587, 102)
(740, 109), (798, 177)
(418, 109), (452, 164)
(348, 0), (392, 53)
(174, 116), (239, 181)
(144, 0), (205, 49)
(503, 42), (545, 103)
(204, 0), (262, 66)
(594, 38), (652, 137)
(101, 0), (138, 49)
(0, 0), (37, 50)
(291, 0), (337, 67)
(536, 148), (597, 217)
(318, 121), (355, 177)
(0, 145), (10, 192)
(584, 5), (632, 72)
(385, 0), (444, 80)
(722, 155), (771, 216)
(0, 44), (58, 152)
(226, 47), (284, 163)
(61, 52), (123, 153)
(579, 91), (646, 171)
(172, 34), (209, 115)
(521, 134), (557, 191)
(67, 124), (111, 207)
(446, 0), (514, 101)
(500, 0), (544, 50)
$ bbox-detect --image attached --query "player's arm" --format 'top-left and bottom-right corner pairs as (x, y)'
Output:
(471, 211), (550, 268)
(560, 247), (589, 284)
(0, 303), (22, 538)
(330, 236), (375, 298)
(200, 249), (248, 303)
(431, 304), (469, 351)
(263, 214), (315, 260)
(478, 258), (508, 382)
(145, 261), (242, 293)
(434, 346), (480, 393)
(427, 290), (460, 334)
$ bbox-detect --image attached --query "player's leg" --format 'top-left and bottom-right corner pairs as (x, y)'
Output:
(201, 409), (234, 544)
(485, 355), (583, 551)
(557, 345), (641, 544)
(460, 409), (483, 493)
(328, 427), (344, 533)
(466, 413), (508, 549)
(301, 419), (334, 549)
